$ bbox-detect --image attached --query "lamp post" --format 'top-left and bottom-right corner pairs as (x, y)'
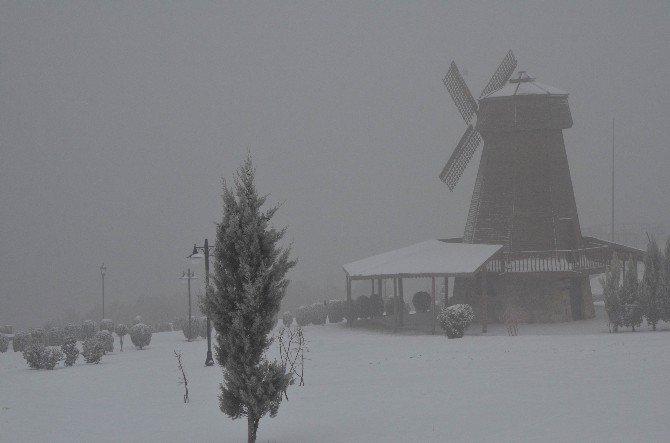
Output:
(188, 239), (215, 366)
(100, 264), (106, 320)
(179, 269), (197, 342)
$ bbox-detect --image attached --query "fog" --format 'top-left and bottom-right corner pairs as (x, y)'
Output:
(1, 1), (669, 327)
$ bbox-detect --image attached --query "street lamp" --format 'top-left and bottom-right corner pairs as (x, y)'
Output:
(188, 239), (215, 367)
(179, 269), (197, 342)
(100, 264), (107, 320)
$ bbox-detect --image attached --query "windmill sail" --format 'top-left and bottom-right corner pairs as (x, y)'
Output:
(443, 62), (477, 124)
(439, 125), (482, 190)
(479, 50), (517, 98)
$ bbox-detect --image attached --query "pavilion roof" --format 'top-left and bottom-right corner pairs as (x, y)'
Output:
(343, 239), (503, 280)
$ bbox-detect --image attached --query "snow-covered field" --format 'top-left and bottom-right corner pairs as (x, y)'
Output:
(2, 308), (670, 442)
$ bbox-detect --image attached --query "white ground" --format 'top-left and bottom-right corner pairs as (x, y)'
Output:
(2, 308), (670, 442)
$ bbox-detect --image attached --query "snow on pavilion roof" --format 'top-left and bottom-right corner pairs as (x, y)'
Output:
(483, 78), (567, 99)
(343, 240), (503, 280)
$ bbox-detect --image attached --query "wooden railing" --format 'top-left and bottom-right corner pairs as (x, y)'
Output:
(486, 246), (611, 274)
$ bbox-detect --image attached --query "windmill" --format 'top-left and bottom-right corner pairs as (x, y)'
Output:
(439, 50), (597, 321)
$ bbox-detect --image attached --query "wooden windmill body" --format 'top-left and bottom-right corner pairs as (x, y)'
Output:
(441, 52), (594, 322)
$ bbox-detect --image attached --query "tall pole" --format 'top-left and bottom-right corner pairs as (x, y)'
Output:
(100, 264), (106, 320)
(204, 238), (214, 366)
(610, 117), (614, 243)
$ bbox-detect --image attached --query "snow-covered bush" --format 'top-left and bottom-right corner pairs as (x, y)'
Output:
(438, 304), (474, 338)
(42, 346), (63, 369)
(130, 323), (152, 349)
(82, 320), (97, 339)
(12, 331), (28, 352)
(412, 291), (431, 313)
(61, 335), (79, 366)
(182, 317), (199, 341)
(64, 323), (82, 341)
(369, 294), (384, 318)
(100, 319), (115, 333)
(95, 330), (114, 354)
(295, 306), (310, 326)
(0, 334), (8, 353)
(309, 303), (327, 325)
(355, 295), (370, 319)
(82, 338), (104, 364)
(22, 343), (63, 369)
(47, 327), (65, 346)
(29, 328), (46, 346)
(282, 312), (293, 327)
(115, 324), (128, 352)
(326, 300), (344, 323)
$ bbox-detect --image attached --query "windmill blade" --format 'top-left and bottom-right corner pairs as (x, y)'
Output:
(479, 50), (517, 98)
(443, 62), (478, 124)
(439, 125), (482, 191)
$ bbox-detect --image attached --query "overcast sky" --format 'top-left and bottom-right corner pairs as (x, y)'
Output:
(1, 0), (669, 327)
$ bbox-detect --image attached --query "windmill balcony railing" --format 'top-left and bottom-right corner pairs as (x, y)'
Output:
(486, 246), (611, 274)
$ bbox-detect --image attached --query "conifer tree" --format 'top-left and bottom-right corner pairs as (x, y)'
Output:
(662, 238), (670, 322)
(207, 154), (296, 443)
(621, 259), (642, 331)
(600, 253), (622, 332)
(641, 238), (663, 330)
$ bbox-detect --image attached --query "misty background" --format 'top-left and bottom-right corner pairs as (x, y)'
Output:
(1, 1), (669, 327)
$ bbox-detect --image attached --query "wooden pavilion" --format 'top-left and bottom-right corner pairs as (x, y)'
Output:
(343, 239), (503, 334)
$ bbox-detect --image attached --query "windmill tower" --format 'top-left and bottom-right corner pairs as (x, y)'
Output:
(441, 50), (594, 322)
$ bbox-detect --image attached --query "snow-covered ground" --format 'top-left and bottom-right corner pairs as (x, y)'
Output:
(2, 308), (670, 442)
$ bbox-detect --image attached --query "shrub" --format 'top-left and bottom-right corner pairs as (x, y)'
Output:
(309, 303), (327, 325)
(100, 319), (115, 333)
(412, 291), (431, 313)
(61, 335), (79, 366)
(130, 323), (152, 349)
(326, 300), (344, 323)
(182, 317), (199, 341)
(355, 295), (370, 319)
(502, 305), (529, 336)
(82, 338), (104, 364)
(23, 342), (45, 369)
(438, 304), (474, 338)
(22, 343), (63, 369)
(295, 306), (310, 326)
(42, 346), (63, 369)
(82, 320), (97, 339)
(282, 312), (293, 327)
(115, 324), (128, 351)
(12, 331), (28, 352)
(29, 328), (47, 346)
(369, 294), (384, 318)
(0, 335), (8, 353)
(64, 323), (82, 341)
(95, 330), (114, 354)
(47, 327), (65, 346)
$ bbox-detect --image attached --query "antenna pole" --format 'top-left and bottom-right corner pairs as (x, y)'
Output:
(611, 118), (614, 242)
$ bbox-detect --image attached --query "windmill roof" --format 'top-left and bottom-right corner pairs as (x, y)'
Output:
(483, 77), (567, 99)
(343, 240), (503, 279)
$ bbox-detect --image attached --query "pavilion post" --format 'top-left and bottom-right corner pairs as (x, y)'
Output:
(393, 277), (398, 333)
(346, 276), (352, 327)
(431, 277), (437, 335)
(443, 277), (449, 306)
(378, 278), (383, 299)
(398, 277), (404, 327)
(481, 272), (488, 334)
(371, 279), (375, 296)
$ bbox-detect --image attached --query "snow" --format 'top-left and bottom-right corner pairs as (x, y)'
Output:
(483, 79), (568, 98)
(2, 307), (670, 442)
(343, 240), (503, 279)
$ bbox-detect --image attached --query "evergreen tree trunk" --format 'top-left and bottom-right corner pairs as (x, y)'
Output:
(247, 414), (259, 443)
